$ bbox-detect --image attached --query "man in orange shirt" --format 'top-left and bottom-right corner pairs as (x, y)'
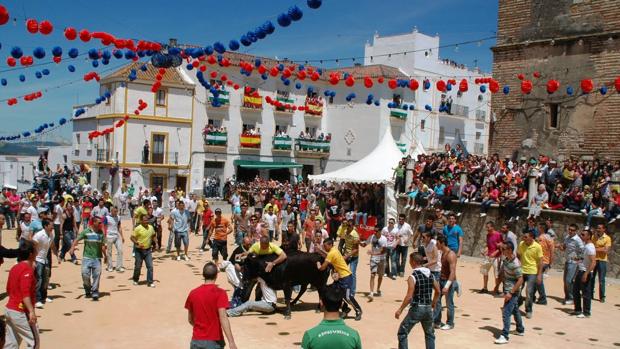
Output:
(303, 209), (317, 252)
(208, 208), (232, 262)
(535, 222), (554, 305)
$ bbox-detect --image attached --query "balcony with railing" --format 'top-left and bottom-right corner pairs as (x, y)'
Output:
(148, 151), (179, 165)
(295, 138), (330, 158)
(389, 103), (411, 120)
(204, 130), (228, 152)
(207, 89), (230, 108)
(96, 149), (111, 162)
(272, 136), (293, 152)
(242, 87), (263, 111)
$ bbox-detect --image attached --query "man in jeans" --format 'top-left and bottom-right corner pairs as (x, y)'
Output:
(395, 252), (440, 349)
(131, 214), (156, 288)
(433, 234), (457, 330)
(382, 218), (399, 280)
(591, 224), (611, 303)
(493, 241), (525, 344)
(208, 208), (232, 262)
(32, 219), (56, 308)
(360, 225), (387, 301)
(226, 276), (277, 317)
(395, 213), (413, 277)
(557, 223), (583, 305)
(168, 200), (191, 261)
(517, 229), (543, 319)
(573, 228), (596, 318)
(104, 206), (124, 272)
(69, 216), (107, 301)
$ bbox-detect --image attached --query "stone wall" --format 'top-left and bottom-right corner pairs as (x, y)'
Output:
(490, 0), (620, 160)
(399, 199), (620, 278)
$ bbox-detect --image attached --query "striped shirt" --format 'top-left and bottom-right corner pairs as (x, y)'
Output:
(501, 256), (522, 293)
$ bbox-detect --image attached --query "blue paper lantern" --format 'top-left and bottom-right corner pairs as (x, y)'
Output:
(68, 65), (76, 72)
(446, 83), (452, 91)
(425, 104), (432, 111)
(284, 79), (290, 86)
(124, 50), (136, 59)
(387, 102), (394, 108)
(423, 80), (431, 90)
(254, 27), (266, 40)
(102, 59), (109, 65)
(92, 60), (99, 68)
(240, 35), (251, 47)
(140, 64), (148, 72)
(228, 40), (240, 51)
(263, 21), (276, 35)
(566, 86), (574, 95)
(59, 118), (67, 125)
(33, 47), (46, 59)
(19, 74), (25, 82)
(168, 47), (181, 55)
(307, 0), (322, 9)
(277, 13), (292, 27)
(35, 71), (42, 79)
(278, 63), (284, 71)
(367, 94), (374, 100)
(10, 46), (23, 59)
(255, 58), (262, 67)
(366, 99), (372, 105)
(600, 86), (608, 95)
(261, 74), (268, 80)
(307, 87), (314, 95)
(1, 78), (7, 86)
(288, 5), (303, 21)
(213, 42), (226, 54)
(102, 50), (111, 60)
(22, 132), (31, 137)
(113, 50), (123, 59)
(295, 82), (302, 89)
(137, 50), (146, 58)
(104, 91), (111, 99)
(374, 100), (380, 106)
(49, 123), (54, 127)
(247, 31), (257, 43)
(186, 63), (194, 70)
(480, 85), (487, 93)
(204, 46), (214, 55)
(502, 85), (510, 95)
(68, 48), (79, 58)
(52, 46), (62, 57)
(42, 69), (49, 75)
(329, 91), (336, 97)
(324, 90), (330, 96)
(88, 48), (99, 60)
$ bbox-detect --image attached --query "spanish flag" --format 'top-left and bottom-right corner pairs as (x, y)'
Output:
(305, 102), (323, 115)
(240, 134), (261, 148)
(243, 94), (262, 108)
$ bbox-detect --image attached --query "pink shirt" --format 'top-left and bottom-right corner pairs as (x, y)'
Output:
(486, 230), (503, 257)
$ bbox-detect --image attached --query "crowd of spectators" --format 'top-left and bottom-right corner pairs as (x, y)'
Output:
(298, 130), (331, 142)
(202, 124), (227, 135)
(396, 147), (620, 229)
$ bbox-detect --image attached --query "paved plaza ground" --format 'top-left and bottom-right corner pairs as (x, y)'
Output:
(1, 219), (619, 349)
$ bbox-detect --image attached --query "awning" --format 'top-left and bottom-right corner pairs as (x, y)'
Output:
(234, 159), (302, 169)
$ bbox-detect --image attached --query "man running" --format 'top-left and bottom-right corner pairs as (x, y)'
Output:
(168, 200), (191, 261)
(493, 241), (525, 344)
(517, 229), (543, 319)
(360, 225), (387, 301)
(131, 214), (156, 288)
(104, 206), (124, 272)
(69, 216), (107, 301)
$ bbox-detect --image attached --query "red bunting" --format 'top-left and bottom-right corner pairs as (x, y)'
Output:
(489, 79), (500, 93)
(26, 19), (38, 33)
(459, 79), (468, 92)
(580, 79), (594, 94)
(615, 77), (620, 92)
(521, 80), (533, 94)
(436, 80), (447, 92)
(64, 27), (77, 40)
(0, 5), (9, 26)
(546, 80), (560, 94)
(388, 79), (398, 89)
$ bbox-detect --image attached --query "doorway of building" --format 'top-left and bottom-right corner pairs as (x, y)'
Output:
(269, 168), (291, 182)
(302, 165), (314, 179)
(237, 166), (259, 182)
(176, 175), (187, 193)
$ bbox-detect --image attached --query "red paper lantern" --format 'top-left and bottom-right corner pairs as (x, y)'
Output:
(521, 80), (533, 94)
(79, 29), (91, 42)
(7, 57), (16, 67)
(221, 58), (231, 67)
(221, 74), (228, 82)
(258, 65), (267, 74)
(226, 80), (233, 86)
(474, 78), (480, 84)
(459, 79), (468, 92)
(158, 68), (166, 75)
(533, 71), (541, 78)
(364, 77), (373, 89)
(377, 77), (384, 84)
(388, 79), (398, 89)
(345, 76), (355, 87)
(615, 77), (620, 93)
(546, 79), (560, 94)
(298, 106), (305, 111)
(124, 114), (130, 121)
(53, 56), (61, 64)
(265, 96), (272, 104)
(517, 73), (525, 80)
(39, 20), (53, 35)
(26, 19), (38, 34)
(310, 72), (320, 81)
(210, 71), (217, 79)
(270, 66), (279, 77)
(409, 79), (419, 91)
(207, 55), (216, 64)
(0, 5), (9, 26)
(580, 79), (594, 94)
(64, 27), (77, 40)
(283, 69), (292, 78)
(436, 80), (447, 92)
(191, 60), (199, 68)
(199, 65), (207, 72)
(297, 70), (307, 80)
(489, 79), (500, 94)
(233, 84), (240, 90)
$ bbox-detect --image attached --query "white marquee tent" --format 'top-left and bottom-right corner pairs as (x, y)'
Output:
(309, 127), (425, 222)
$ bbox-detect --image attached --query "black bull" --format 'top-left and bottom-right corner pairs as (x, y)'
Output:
(240, 251), (329, 319)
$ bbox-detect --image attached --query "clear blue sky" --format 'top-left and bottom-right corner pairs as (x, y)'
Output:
(0, 0), (498, 140)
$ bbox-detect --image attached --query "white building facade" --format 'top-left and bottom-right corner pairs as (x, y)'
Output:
(71, 29), (490, 195)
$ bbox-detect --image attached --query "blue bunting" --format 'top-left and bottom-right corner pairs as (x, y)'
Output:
(480, 85), (487, 93)
(10, 46), (23, 59)
(425, 104), (432, 111)
(52, 46), (62, 57)
(68, 48), (79, 58)
(33, 47), (46, 59)
(68, 65), (76, 72)
(288, 6), (303, 21)
(88, 48), (99, 60)
(277, 13), (292, 27)
(42, 69), (50, 75)
(228, 40), (240, 51)
(566, 86), (574, 95)
(213, 42), (226, 54)
(19, 74), (25, 82)
(307, 0), (322, 9)
(503, 85), (510, 95)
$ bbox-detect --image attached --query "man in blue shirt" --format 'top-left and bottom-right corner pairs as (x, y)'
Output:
(168, 200), (191, 261)
(442, 214), (463, 258)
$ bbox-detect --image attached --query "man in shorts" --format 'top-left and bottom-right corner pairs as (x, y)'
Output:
(479, 221), (502, 295)
(361, 225), (387, 301)
(168, 200), (191, 261)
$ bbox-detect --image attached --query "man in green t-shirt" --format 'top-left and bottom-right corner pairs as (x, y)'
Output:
(69, 216), (107, 301)
(301, 284), (362, 349)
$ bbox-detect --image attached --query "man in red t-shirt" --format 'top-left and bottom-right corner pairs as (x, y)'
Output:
(4, 240), (40, 349)
(185, 262), (237, 349)
(479, 221), (503, 295)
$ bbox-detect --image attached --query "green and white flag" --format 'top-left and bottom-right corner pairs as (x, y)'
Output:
(205, 132), (227, 146)
(209, 90), (230, 105)
(297, 139), (330, 152)
(390, 108), (407, 119)
(273, 136), (293, 149)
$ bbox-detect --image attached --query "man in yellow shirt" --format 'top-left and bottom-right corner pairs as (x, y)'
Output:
(338, 219), (360, 295)
(317, 238), (362, 321)
(246, 236), (287, 273)
(517, 229), (543, 319)
(592, 224), (612, 303)
(132, 199), (150, 227)
(131, 215), (156, 287)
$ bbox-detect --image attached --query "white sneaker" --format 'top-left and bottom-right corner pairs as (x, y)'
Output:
(580, 209), (587, 214)
(456, 212), (462, 217)
(45, 297), (53, 303)
(480, 213), (487, 217)
(576, 314), (585, 318)
(515, 216), (520, 221)
(494, 335), (509, 344)
(183, 255), (190, 261)
(106, 267), (114, 272)
(404, 205), (411, 210)
(133, 281), (138, 286)
(565, 300), (574, 305)
(35, 302), (44, 309)
(176, 256), (181, 261)
(440, 324), (453, 330)
(610, 218), (617, 224)
(367, 292), (374, 302)
(148, 283), (155, 288)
